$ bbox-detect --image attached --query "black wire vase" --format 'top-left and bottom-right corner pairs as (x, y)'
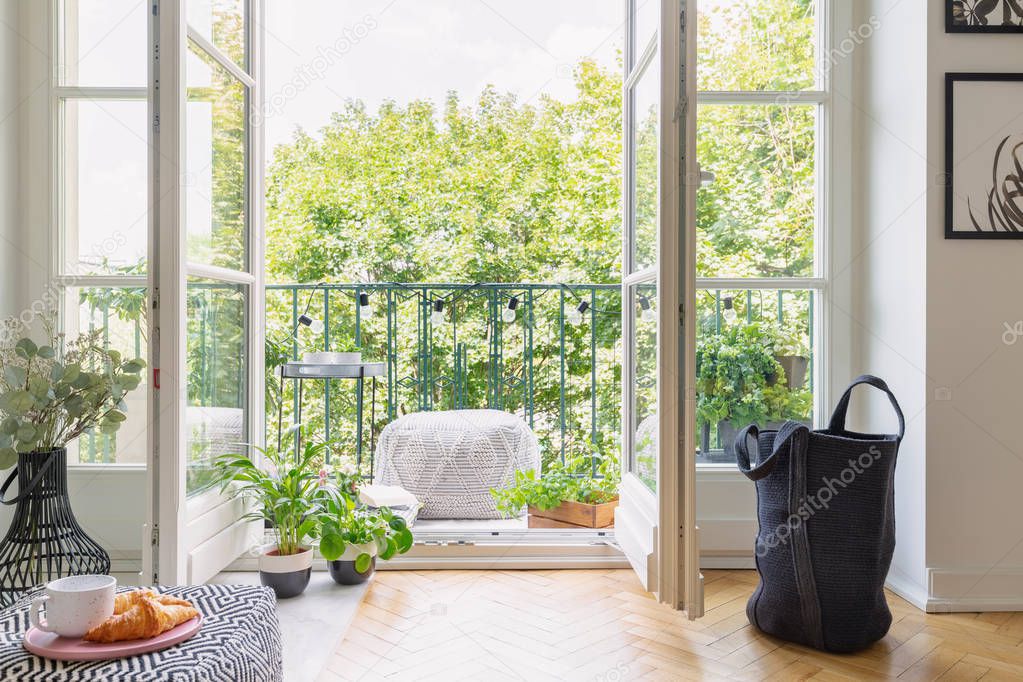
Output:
(0, 448), (110, 607)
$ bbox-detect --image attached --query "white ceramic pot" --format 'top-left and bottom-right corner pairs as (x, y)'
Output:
(338, 541), (378, 561)
(259, 545), (313, 598)
(303, 351), (361, 365)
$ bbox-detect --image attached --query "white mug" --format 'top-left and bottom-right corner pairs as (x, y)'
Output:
(29, 575), (116, 638)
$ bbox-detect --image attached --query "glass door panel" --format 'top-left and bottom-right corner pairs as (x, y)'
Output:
(618, 0), (701, 616)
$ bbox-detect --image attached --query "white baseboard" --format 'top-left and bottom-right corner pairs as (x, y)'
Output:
(924, 566), (1023, 612)
(884, 571), (930, 612)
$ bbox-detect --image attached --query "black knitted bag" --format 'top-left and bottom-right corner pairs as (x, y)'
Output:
(734, 375), (903, 653)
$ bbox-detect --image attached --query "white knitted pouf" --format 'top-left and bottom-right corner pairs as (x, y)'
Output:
(374, 409), (540, 519)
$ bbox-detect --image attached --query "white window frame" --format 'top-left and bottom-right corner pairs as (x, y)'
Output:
(49, 0), (150, 471)
(695, 0), (853, 467)
(691, 1), (854, 565)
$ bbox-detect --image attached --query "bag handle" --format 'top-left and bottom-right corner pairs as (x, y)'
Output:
(0, 451), (56, 506)
(827, 374), (905, 441)
(735, 420), (809, 482)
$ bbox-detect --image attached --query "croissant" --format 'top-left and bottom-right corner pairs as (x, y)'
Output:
(85, 593), (199, 643)
(113, 589), (193, 614)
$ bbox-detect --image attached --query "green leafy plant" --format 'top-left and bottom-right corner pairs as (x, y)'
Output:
(213, 434), (327, 556)
(334, 339), (361, 354)
(696, 322), (811, 430)
(490, 454), (620, 518)
(0, 313), (145, 469)
(315, 498), (414, 572)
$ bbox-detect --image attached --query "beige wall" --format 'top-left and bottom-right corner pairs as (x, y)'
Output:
(923, 2), (1023, 610)
(855, 0), (1023, 611)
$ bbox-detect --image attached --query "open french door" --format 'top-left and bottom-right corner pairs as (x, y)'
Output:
(616, 0), (702, 616)
(147, 0), (265, 585)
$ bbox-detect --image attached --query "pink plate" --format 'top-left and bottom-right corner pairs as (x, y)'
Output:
(23, 615), (202, 661)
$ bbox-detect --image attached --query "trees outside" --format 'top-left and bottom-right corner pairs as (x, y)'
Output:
(76, 0), (818, 465)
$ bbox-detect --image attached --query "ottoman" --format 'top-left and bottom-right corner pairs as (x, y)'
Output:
(374, 409), (540, 519)
(0, 584), (282, 681)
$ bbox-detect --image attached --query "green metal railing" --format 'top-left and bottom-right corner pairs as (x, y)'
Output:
(72, 283), (813, 467)
(265, 283), (813, 473)
(266, 283), (625, 474)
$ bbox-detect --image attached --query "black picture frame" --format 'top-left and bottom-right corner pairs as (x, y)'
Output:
(945, 72), (1023, 239)
(947, 1), (1023, 33)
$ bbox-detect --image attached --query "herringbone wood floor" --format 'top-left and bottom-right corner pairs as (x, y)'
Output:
(320, 569), (1023, 681)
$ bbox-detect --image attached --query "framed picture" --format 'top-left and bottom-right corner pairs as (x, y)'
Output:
(945, 73), (1023, 238)
(947, 1), (1023, 33)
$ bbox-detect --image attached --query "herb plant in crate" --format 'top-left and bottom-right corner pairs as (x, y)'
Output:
(213, 436), (327, 598)
(0, 312), (145, 606)
(491, 455), (620, 529)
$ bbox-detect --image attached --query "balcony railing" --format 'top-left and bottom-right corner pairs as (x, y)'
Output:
(71, 282), (814, 468)
(266, 283), (625, 475)
(265, 282), (814, 471)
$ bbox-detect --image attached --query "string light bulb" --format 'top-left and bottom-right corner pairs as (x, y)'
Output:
(430, 299), (446, 326)
(722, 296), (738, 324)
(502, 296), (519, 324)
(297, 313), (324, 334)
(358, 291), (372, 319)
(639, 295), (656, 322)
(567, 300), (589, 325)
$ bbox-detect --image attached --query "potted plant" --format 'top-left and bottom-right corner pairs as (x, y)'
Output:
(491, 455), (620, 528)
(696, 322), (811, 459)
(767, 321), (810, 390)
(213, 437), (327, 598)
(0, 312), (145, 601)
(315, 466), (414, 584)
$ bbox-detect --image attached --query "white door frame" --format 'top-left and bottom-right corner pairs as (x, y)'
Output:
(150, 0), (265, 585)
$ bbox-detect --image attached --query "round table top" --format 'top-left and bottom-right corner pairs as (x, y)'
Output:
(281, 362), (385, 379)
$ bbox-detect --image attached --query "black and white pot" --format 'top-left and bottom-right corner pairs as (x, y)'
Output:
(327, 542), (377, 585)
(259, 545), (313, 598)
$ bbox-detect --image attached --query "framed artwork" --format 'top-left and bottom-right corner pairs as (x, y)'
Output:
(947, 1), (1023, 33)
(945, 73), (1023, 238)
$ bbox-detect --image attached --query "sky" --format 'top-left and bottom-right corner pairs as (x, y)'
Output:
(264, 0), (624, 151)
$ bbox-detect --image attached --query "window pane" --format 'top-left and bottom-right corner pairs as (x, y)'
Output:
(697, 104), (815, 278)
(631, 281), (657, 491)
(631, 56), (659, 273)
(62, 99), (148, 275)
(631, 0), (658, 65)
(187, 0), (247, 70)
(186, 43), (248, 271)
(69, 286), (149, 464)
(696, 289), (814, 464)
(187, 280), (248, 496)
(60, 0), (147, 86)
(697, 0), (816, 92)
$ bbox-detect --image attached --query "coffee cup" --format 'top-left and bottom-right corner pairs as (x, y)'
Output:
(29, 575), (116, 638)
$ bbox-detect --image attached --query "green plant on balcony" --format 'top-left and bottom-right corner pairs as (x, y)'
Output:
(491, 453), (619, 519)
(696, 322), (811, 452)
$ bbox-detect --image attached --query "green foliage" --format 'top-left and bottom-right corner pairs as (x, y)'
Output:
(695, 322), (811, 430)
(491, 454), (620, 518)
(0, 311), (145, 469)
(212, 435), (328, 556)
(314, 483), (414, 565)
(265, 60), (622, 286)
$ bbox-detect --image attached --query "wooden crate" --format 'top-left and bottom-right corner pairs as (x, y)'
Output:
(527, 499), (618, 528)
